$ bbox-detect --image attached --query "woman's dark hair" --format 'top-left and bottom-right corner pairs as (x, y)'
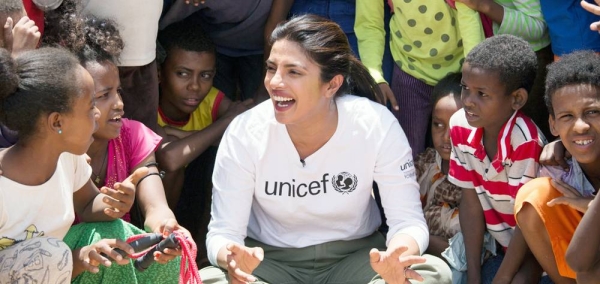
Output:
(77, 15), (124, 66)
(431, 72), (462, 107)
(545, 50), (600, 116)
(0, 48), (82, 141)
(270, 14), (382, 102)
(41, 0), (85, 51)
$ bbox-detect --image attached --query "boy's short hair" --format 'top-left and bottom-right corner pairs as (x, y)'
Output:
(545, 50), (600, 116)
(465, 34), (537, 94)
(431, 72), (462, 107)
(158, 17), (215, 63)
(0, 0), (23, 13)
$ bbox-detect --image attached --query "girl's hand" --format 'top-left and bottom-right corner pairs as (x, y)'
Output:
(548, 179), (593, 213)
(226, 243), (264, 284)
(369, 246), (426, 284)
(151, 219), (194, 264)
(74, 239), (134, 274)
(102, 167), (148, 218)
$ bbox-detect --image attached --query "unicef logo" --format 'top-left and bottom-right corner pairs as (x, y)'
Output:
(332, 172), (358, 194)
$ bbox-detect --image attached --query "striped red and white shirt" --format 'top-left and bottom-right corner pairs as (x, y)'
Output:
(448, 109), (546, 248)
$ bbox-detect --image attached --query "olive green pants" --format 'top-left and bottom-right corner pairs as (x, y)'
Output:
(201, 232), (451, 284)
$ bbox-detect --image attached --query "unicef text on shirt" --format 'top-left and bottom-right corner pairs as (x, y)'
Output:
(264, 172), (360, 198)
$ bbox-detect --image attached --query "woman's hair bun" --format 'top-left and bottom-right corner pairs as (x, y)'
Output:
(0, 49), (19, 100)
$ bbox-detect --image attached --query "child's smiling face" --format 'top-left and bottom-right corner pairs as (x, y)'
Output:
(550, 84), (600, 168)
(159, 47), (216, 121)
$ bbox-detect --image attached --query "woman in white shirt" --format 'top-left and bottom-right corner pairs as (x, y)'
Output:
(201, 15), (452, 284)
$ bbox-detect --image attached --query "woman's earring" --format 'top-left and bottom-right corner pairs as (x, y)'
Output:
(58, 129), (62, 134)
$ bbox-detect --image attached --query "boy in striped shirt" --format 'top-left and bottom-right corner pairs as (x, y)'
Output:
(448, 35), (547, 283)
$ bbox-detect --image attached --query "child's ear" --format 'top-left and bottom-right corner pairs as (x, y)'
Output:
(511, 88), (528, 111)
(46, 112), (63, 135)
(325, 74), (344, 98)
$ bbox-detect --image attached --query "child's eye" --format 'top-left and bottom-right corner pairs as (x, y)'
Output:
(176, 71), (189, 77)
(200, 73), (213, 81)
(432, 122), (444, 128)
(265, 65), (275, 73)
(289, 69), (301, 75)
(585, 110), (600, 116)
(116, 88), (123, 95)
(95, 92), (109, 100)
(459, 84), (468, 90)
(478, 91), (487, 97)
(558, 114), (573, 121)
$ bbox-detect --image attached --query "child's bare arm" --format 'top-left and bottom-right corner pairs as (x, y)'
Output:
(539, 139), (570, 170)
(156, 98), (251, 172)
(460, 188), (485, 284)
(73, 168), (147, 222)
(493, 226), (540, 283)
(566, 196), (600, 273)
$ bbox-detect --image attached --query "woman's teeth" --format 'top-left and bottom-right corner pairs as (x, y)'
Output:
(273, 95), (293, 102)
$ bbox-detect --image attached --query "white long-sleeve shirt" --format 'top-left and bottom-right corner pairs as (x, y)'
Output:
(207, 95), (428, 266)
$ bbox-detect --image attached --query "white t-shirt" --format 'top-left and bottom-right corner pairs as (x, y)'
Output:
(81, 0), (163, 67)
(207, 95), (428, 266)
(0, 152), (91, 249)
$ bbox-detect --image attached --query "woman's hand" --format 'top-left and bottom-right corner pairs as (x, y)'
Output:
(226, 243), (264, 284)
(369, 246), (427, 284)
(73, 239), (134, 274)
(539, 140), (570, 170)
(102, 167), (148, 218)
(151, 218), (194, 264)
(548, 179), (593, 213)
(377, 83), (399, 112)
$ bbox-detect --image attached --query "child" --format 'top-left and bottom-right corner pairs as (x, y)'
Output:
(82, 0), (163, 132)
(515, 51), (600, 283)
(63, 16), (192, 283)
(156, 18), (251, 266)
(448, 34), (546, 283)
(455, 0), (553, 140)
(160, 0), (277, 101)
(0, 47), (143, 282)
(356, 0), (485, 157)
(416, 72), (464, 258)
